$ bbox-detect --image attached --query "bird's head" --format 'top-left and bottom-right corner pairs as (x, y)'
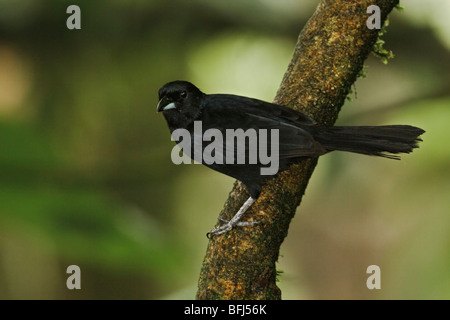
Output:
(157, 81), (204, 129)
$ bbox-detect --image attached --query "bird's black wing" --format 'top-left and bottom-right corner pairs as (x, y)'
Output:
(204, 94), (316, 126)
(200, 94), (326, 158)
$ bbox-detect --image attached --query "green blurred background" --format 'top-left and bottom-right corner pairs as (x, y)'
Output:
(0, 0), (449, 299)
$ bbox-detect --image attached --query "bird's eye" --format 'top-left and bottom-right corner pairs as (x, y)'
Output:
(180, 91), (187, 99)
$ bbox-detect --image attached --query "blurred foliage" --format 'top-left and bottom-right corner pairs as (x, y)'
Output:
(0, 0), (449, 299)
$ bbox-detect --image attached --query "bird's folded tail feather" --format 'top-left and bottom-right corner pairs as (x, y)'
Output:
(314, 125), (425, 159)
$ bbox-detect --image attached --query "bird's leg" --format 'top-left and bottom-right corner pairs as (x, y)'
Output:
(207, 197), (258, 238)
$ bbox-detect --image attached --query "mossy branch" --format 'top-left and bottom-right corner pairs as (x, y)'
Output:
(196, 0), (399, 300)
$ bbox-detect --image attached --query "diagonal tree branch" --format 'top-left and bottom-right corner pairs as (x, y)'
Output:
(196, 0), (399, 300)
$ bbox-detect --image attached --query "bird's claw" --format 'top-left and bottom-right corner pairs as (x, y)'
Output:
(207, 219), (260, 238)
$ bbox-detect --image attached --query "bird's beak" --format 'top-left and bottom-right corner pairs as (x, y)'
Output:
(157, 97), (176, 112)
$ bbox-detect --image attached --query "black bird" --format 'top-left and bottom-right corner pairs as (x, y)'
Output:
(157, 80), (424, 236)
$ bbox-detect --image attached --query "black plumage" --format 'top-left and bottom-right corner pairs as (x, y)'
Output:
(157, 80), (424, 236)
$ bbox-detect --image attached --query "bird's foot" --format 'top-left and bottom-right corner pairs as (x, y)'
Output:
(206, 197), (257, 238)
(207, 218), (259, 238)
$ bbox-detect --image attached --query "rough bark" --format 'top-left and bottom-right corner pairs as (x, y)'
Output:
(196, 0), (399, 300)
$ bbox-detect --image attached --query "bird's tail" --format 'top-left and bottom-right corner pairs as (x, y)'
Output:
(314, 125), (425, 159)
